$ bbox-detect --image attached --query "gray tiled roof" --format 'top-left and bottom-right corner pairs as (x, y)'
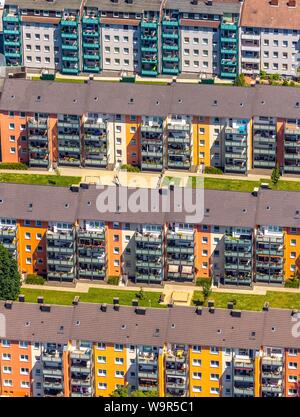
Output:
(0, 301), (298, 349)
(3, 79), (300, 119)
(1, 183), (300, 228)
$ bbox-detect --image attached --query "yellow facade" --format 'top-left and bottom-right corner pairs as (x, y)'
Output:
(284, 228), (300, 280)
(192, 116), (211, 167)
(93, 343), (127, 396)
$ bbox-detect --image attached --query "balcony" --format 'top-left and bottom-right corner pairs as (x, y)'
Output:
(42, 351), (63, 363)
(138, 352), (158, 365)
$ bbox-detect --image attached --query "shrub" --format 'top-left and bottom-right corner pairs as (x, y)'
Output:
(107, 276), (119, 285)
(204, 166), (223, 175)
(285, 277), (300, 288)
(196, 277), (212, 287)
(0, 162), (28, 170)
(120, 164), (140, 173)
(136, 287), (145, 300)
(271, 163), (280, 184)
(260, 70), (267, 80)
(0, 244), (21, 300)
(25, 274), (45, 285)
(234, 74), (246, 87)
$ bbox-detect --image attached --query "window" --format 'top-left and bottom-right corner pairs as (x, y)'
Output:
(210, 347), (219, 354)
(192, 359), (201, 366)
(210, 387), (219, 394)
(1, 339), (10, 347)
(20, 368), (29, 375)
(2, 353), (11, 360)
(192, 386), (202, 393)
(97, 369), (107, 376)
(19, 341), (28, 349)
(288, 348), (298, 356)
(210, 373), (219, 381)
(3, 366), (12, 374)
(98, 382), (107, 390)
(192, 372), (202, 380)
(25, 232), (31, 240)
(9, 123), (15, 130)
(3, 380), (13, 387)
(36, 233), (42, 240)
(288, 362), (297, 369)
(97, 356), (106, 364)
(210, 360), (219, 368)
(25, 245), (31, 253)
(114, 344), (124, 352)
(115, 357), (124, 365)
(192, 345), (201, 353)
(20, 355), (29, 362)
(97, 343), (106, 350)
(115, 370), (125, 378)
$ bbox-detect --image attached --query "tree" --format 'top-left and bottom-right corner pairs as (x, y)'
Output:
(234, 73), (246, 87)
(110, 386), (130, 397)
(131, 389), (158, 397)
(0, 244), (21, 300)
(202, 280), (212, 304)
(271, 163), (281, 185)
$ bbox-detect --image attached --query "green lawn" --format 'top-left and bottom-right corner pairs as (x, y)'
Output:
(21, 287), (164, 308)
(188, 177), (300, 193)
(0, 173), (81, 187)
(204, 177), (260, 192)
(193, 291), (300, 311)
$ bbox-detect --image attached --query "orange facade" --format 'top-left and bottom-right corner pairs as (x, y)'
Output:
(0, 340), (32, 397)
(285, 349), (300, 397)
(194, 225), (211, 279)
(17, 220), (48, 276)
(0, 111), (28, 163)
(125, 115), (141, 167)
(106, 223), (123, 278)
(284, 228), (300, 280)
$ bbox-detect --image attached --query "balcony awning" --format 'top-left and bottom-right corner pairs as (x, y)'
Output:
(168, 264), (179, 273)
(182, 265), (193, 274)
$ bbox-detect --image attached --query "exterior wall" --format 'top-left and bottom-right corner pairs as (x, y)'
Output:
(0, 339), (32, 397)
(121, 224), (136, 279)
(0, 111), (28, 163)
(192, 116), (210, 168)
(221, 348), (233, 397)
(94, 343), (127, 397)
(101, 24), (140, 73)
(180, 26), (218, 76)
(192, 346), (222, 397)
(210, 226), (226, 284)
(276, 118), (285, 169)
(31, 342), (43, 397)
(209, 117), (223, 168)
(284, 228), (300, 280)
(17, 220), (48, 276)
(21, 21), (61, 70)
(284, 348), (300, 397)
(188, 346), (203, 397)
(106, 222), (123, 278)
(194, 225), (211, 279)
(48, 114), (58, 165)
(125, 115), (141, 167)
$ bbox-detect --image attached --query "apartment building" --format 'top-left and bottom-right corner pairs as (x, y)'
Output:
(1, 181), (300, 287)
(3, 79), (300, 174)
(0, 300), (299, 397)
(2, 0), (242, 79)
(239, 0), (300, 77)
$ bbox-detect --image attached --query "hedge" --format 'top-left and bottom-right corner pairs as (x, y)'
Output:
(0, 162), (28, 170)
(204, 166), (223, 175)
(25, 274), (45, 285)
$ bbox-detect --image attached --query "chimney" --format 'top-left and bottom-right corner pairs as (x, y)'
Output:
(196, 306), (202, 315)
(101, 303), (107, 312)
(72, 296), (80, 306)
(263, 302), (270, 311)
(227, 302), (234, 310)
(231, 310), (242, 318)
(4, 300), (13, 309)
(208, 300), (215, 308)
(19, 294), (25, 303)
(135, 307), (146, 315)
(113, 297), (119, 305)
(37, 296), (44, 304)
(40, 304), (51, 312)
(132, 299), (139, 307)
(114, 304), (120, 311)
